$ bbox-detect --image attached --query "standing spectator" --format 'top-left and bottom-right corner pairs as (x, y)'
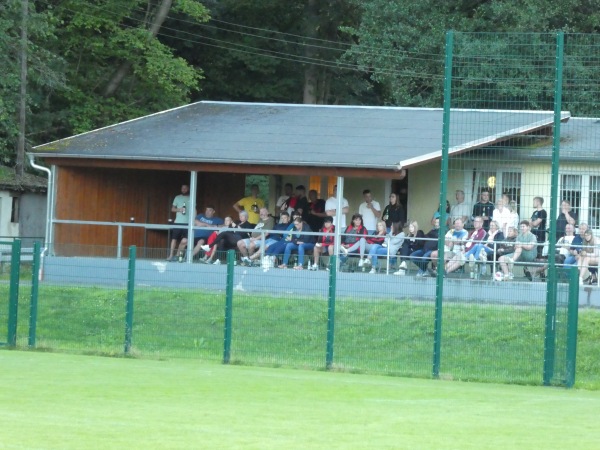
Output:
(278, 217), (315, 269)
(382, 193), (406, 231)
(294, 185), (310, 221)
(238, 208), (275, 265)
(233, 184), (265, 224)
(358, 189), (382, 232)
(496, 220), (537, 281)
(472, 189), (495, 230)
(306, 189), (326, 232)
(310, 216), (335, 271)
(276, 183), (295, 216)
(448, 190), (470, 226)
(325, 184), (349, 228)
(508, 200), (520, 230)
(189, 206), (224, 259)
(530, 196), (547, 258)
(556, 200), (578, 241)
(492, 198), (512, 235)
(167, 184), (190, 262)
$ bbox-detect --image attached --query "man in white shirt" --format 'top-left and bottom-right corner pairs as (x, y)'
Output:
(448, 190), (470, 226)
(325, 185), (349, 229)
(358, 189), (381, 232)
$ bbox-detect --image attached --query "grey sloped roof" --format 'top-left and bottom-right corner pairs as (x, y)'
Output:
(31, 101), (565, 170)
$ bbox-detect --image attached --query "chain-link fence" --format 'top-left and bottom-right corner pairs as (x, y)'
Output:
(2, 238), (580, 387)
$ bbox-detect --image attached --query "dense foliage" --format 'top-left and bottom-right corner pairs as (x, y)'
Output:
(1, 0), (600, 165)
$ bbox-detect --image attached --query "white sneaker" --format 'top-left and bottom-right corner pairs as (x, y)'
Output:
(311, 264), (319, 271)
(369, 268), (376, 274)
(468, 254), (476, 269)
(213, 259), (221, 265)
(400, 261), (407, 269)
(479, 249), (487, 263)
(201, 245), (210, 252)
(363, 258), (372, 266)
(394, 269), (406, 276)
(358, 258), (365, 268)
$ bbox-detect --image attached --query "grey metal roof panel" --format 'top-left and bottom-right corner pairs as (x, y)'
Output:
(31, 101), (562, 170)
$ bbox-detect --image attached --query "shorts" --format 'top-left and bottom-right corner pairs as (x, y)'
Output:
(171, 226), (187, 241)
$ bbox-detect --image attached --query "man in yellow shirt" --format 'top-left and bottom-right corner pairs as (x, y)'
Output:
(233, 184), (265, 224)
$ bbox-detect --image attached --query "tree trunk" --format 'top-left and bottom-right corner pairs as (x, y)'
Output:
(302, 0), (319, 104)
(103, 0), (173, 98)
(16, 0), (28, 178)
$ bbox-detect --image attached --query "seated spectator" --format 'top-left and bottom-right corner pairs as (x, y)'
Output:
(248, 212), (290, 264)
(264, 211), (301, 263)
(578, 230), (599, 285)
(496, 220), (537, 281)
(310, 216), (335, 271)
(496, 226), (517, 260)
(238, 208), (275, 266)
(365, 220), (388, 273)
(395, 221), (424, 275)
(339, 214), (369, 268)
(411, 217), (440, 277)
(455, 216), (487, 277)
(203, 211), (254, 265)
(278, 217), (315, 269)
(189, 206), (224, 259)
(564, 223), (588, 267)
(464, 220), (504, 276)
(434, 218), (468, 276)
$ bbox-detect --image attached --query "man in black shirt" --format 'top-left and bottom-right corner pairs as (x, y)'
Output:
(556, 199), (578, 241)
(530, 196), (547, 258)
(472, 189), (495, 230)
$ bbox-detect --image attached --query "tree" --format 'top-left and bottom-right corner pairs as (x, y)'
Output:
(0, 0), (65, 167)
(43, 0), (209, 138)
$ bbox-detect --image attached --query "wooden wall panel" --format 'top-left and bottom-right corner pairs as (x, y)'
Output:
(53, 166), (246, 255)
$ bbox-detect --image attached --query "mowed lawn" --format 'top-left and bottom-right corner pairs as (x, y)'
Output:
(1, 350), (599, 449)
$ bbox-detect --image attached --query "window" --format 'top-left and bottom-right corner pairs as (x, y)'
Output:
(474, 169), (521, 210)
(10, 196), (19, 223)
(561, 174), (600, 229)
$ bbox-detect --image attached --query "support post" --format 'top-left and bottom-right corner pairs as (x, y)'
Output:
(7, 239), (22, 346)
(28, 241), (41, 347)
(326, 255), (337, 369)
(223, 249), (235, 364)
(124, 246), (136, 354)
(565, 266), (579, 388)
(433, 30), (454, 378)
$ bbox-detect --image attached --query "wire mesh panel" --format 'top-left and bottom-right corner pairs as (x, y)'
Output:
(333, 274), (434, 378)
(0, 283), (8, 345)
(228, 265), (329, 369)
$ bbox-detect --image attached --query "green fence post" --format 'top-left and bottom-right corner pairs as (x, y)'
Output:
(223, 249), (235, 364)
(124, 246), (136, 354)
(432, 30), (454, 379)
(543, 31), (564, 386)
(565, 266), (579, 388)
(326, 255), (337, 370)
(28, 241), (41, 348)
(7, 239), (21, 347)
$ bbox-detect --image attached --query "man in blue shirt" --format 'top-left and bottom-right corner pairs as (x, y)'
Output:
(190, 206), (224, 259)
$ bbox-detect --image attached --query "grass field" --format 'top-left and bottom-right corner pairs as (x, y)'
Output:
(2, 283), (600, 388)
(1, 350), (600, 449)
